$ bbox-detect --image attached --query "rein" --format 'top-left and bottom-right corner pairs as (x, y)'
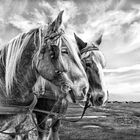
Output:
(32, 94), (67, 133)
(0, 89), (63, 136)
(0, 94), (37, 114)
(33, 92), (91, 133)
(61, 93), (91, 123)
(0, 85), (91, 136)
(0, 90), (68, 136)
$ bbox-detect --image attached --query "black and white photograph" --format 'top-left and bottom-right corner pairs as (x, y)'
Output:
(0, 0), (139, 139)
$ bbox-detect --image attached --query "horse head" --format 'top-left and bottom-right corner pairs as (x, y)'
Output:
(33, 11), (89, 103)
(60, 36), (89, 103)
(31, 11), (74, 95)
(74, 33), (108, 106)
(33, 11), (65, 81)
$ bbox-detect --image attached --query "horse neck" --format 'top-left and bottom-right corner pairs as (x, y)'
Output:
(0, 48), (6, 98)
(11, 39), (38, 101)
(2, 37), (38, 103)
(0, 47), (6, 79)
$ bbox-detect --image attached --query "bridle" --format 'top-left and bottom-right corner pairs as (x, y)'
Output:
(34, 28), (71, 91)
(34, 28), (64, 71)
(81, 44), (99, 55)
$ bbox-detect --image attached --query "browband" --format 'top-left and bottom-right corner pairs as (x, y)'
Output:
(81, 45), (99, 54)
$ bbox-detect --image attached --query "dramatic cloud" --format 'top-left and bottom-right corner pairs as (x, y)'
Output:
(104, 65), (140, 101)
(104, 64), (140, 73)
(0, 0), (140, 101)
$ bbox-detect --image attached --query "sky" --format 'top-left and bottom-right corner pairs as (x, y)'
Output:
(0, 0), (140, 101)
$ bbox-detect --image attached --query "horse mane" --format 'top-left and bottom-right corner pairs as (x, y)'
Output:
(0, 79), (6, 97)
(1, 27), (43, 95)
(61, 35), (88, 79)
(93, 51), (106, 68)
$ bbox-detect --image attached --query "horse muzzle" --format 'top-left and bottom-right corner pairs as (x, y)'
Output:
(90, 90), (108, 107)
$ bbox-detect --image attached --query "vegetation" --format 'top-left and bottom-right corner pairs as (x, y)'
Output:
(59, 102), (140, 140)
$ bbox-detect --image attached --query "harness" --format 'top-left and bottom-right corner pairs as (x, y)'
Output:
(0, 28), (66, 136)
(0, 31), (97, 137)
(0, 95), (37, 115)
(0, 94), (37, 136)
(30, 42), (98, 134)
(32, 91), (91, 134)
(0, 87), (90, 136)
(31, 44), (97, 134)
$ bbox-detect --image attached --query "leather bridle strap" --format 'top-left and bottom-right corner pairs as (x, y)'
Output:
(61, 93), (91, 123)
(0, 94), (37, 115)
(31, 94), (67, 133)
(81, 45), (99, 54)
(0, 95), (38, 136)
(2, 92), (90, 135)
(0, 93), (58, 136)
(0, 94), (62, 136)
(33, 92), (91, 128)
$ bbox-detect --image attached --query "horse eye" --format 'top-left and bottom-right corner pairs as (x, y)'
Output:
(95, 69), (99, 74)
(61, 50), (69, 54)
(86, 63), (91, 67)
(61, 49), (69, 54)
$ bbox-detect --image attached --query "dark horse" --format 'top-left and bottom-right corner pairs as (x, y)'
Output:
(0, 11), (89, 139)
(33, 33), (108, 140)
(74, 33), (108, 106)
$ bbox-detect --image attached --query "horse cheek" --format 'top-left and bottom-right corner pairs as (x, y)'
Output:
(37, 56), (55, 81)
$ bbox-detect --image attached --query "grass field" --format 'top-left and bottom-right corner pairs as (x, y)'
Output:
(59, 102), (140, 140)
(1, 102), (140, 140)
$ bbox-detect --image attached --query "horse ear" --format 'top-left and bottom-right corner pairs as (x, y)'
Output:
(95, 34), (102, 46)
(74, 33), (87, 51)
(48, 10), (64, 32)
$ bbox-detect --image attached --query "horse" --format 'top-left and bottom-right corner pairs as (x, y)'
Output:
(74, 33), (108, 106)
(33, 34), (108, 140)
(32, 19), (90, 140)
(0, 11), (89, 140)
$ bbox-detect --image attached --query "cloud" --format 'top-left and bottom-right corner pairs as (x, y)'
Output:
(104, 64), (140, 73)
(0, 0), (140, 101)
(9, 15), (38, 32)
(2, 0), (140, 46)
(104, 64), (140, 101)
(107, 82), (140, 101)
(108, 82), (140, 94)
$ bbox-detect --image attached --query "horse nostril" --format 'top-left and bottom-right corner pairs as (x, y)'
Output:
(82, 87), (87, 95)
(96, 95), (104, 105)
(55, 70), (62, 75)
(69, 89), (76, 103)
(61, 84), (71, 93)
(63, 68), (68, 73)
